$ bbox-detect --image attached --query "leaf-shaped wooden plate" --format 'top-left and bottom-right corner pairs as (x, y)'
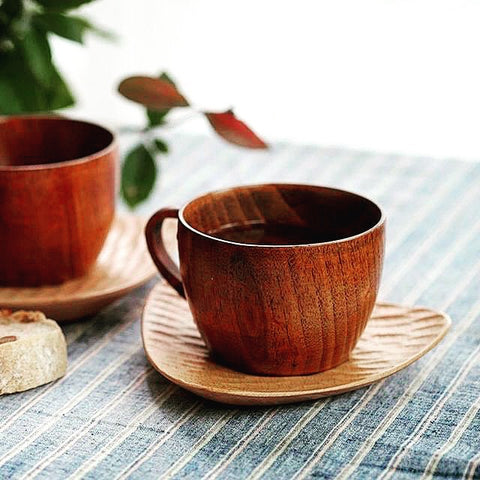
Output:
(142, 281), (451, 405)
(0, 215), (157, 322)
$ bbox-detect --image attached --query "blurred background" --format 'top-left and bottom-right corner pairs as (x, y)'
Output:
(50, 0), (480, 161)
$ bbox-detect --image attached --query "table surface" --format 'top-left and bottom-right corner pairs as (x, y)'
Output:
(1, 135), (480, 480)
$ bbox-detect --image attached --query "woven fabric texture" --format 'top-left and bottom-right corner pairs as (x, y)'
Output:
(1, 135), (479, 479)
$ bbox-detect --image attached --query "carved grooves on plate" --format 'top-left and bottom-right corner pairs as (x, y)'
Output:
(143, 282), (450, 401)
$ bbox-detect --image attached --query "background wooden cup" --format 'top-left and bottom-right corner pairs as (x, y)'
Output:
(146, 184), (385, 376)
(0, 116), (117, 286)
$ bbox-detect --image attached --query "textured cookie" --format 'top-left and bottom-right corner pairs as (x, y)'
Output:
(0, 310), (67, 394)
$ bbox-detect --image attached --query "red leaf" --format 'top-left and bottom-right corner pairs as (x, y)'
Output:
(118, 76), (189, 110)
(205, 110), (268, 149)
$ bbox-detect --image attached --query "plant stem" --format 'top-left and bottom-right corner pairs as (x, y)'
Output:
(150, 111), (199, 130)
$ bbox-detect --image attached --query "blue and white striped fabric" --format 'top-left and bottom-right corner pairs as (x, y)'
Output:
(1, 134), (479, 479)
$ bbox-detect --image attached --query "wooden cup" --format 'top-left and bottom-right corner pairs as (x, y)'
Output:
(0, 116), (117, 286)
(146, 184), (385, 376)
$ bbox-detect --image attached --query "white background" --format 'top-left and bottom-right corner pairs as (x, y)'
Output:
(55, 0), (480, 161)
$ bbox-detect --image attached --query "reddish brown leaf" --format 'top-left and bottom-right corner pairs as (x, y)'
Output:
(205, 110), (268, 149)
(118, 76), (189, 110)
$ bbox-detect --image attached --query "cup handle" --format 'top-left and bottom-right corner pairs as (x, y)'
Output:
(145, 208), (185, 298)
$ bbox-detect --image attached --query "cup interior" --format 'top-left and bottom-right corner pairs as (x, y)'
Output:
(181, 184), (383, 246)
(0, 116), (114, 167)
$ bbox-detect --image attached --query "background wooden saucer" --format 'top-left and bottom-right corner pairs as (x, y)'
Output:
(0, 215), (156, 322)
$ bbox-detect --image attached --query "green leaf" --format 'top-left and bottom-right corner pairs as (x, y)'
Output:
(35, 0), (97, 11)
(0, 72), (25, 113)
(152, 138), (169, 153)
(34, 13), (91, 43)
(88, 24), (117, 41)
(18, 26), (53, 87)
(121, 144), (157, 208)
(34, 13), (115, 43)
(0, 31), (75, 114)
(45, 63), (75, 110)
(0, 52), (48, 112)
(0, 0), (23, 19)
(146, 108), (169, 127)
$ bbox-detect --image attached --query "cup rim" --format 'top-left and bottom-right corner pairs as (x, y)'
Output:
(178, 183), (386, 248)
(0, 115), (117, 172)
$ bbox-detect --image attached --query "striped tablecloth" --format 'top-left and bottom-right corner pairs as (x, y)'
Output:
(1, 135), (480, 479)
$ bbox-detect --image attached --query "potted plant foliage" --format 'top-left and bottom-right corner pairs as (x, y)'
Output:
(117, 73), (268, 207)
(0, 1), (268, 208)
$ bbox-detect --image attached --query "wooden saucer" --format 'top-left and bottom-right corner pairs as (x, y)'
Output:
(142, 281), (451, 405)
(0, 215), (157, 322)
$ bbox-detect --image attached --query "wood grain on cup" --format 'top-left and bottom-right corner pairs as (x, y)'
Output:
(0, 116), (117, 286)
(142, 282), (450, 405)
(146, 184), (385, 376)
